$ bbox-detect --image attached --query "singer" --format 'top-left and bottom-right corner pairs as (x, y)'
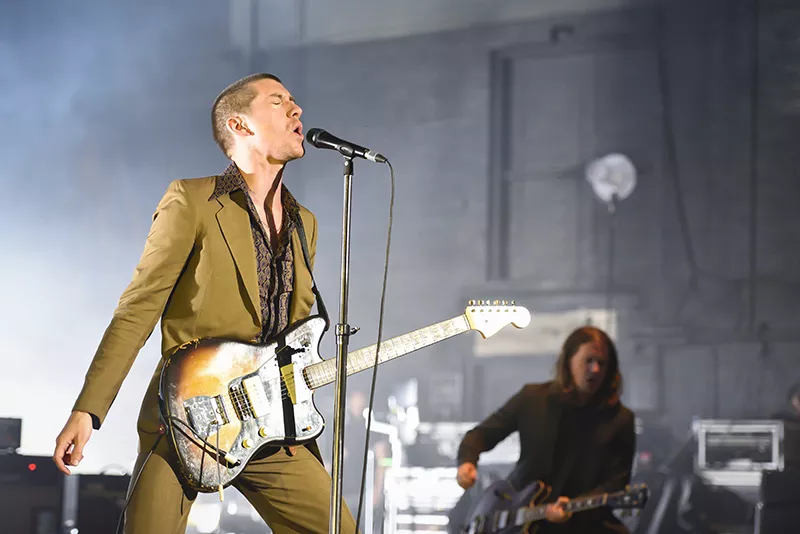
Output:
(52, 73), (358, 534)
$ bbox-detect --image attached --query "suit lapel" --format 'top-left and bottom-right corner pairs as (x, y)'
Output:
(215, 193), (261, 327)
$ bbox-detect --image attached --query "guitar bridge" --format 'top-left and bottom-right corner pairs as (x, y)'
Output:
(184, 395), (230, 436)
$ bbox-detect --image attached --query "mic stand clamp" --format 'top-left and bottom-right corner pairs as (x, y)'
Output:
(330, 156), (355, 534)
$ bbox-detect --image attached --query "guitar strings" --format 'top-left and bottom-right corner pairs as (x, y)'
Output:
(221, 347), (386, 407)
(222, 350), (382, 412)
(212, 353), (378, 420)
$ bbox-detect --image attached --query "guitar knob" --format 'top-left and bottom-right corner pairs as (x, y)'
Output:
(242, 438), (253, 449)
(258, 427), (268, 438)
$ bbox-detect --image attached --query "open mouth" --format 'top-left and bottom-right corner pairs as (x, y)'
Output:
(291, 124), (303, 138)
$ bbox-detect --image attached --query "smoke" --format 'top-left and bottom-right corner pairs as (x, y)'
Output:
(0, 1), (230, 471)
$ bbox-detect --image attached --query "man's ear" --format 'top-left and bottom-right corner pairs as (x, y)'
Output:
(227, 116), (253, 138)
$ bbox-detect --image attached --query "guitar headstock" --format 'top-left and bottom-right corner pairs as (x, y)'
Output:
(464, 300), (531, 339)
(606, 484), (649, 510)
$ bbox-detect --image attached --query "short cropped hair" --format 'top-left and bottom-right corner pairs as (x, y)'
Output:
(211, 73), (282, 156)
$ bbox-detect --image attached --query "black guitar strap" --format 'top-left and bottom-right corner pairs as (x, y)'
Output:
(294, 217), (330, 330)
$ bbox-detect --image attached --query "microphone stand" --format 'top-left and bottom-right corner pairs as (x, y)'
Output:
(330, 155), (355, 534)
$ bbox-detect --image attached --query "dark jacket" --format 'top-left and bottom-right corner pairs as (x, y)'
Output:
(457, 381), (636, 533)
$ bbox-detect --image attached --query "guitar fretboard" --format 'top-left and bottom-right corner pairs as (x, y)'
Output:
(304, 315), (471, 389)
(520, 494), (608, 522)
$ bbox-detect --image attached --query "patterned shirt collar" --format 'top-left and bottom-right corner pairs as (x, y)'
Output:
(211, 162), (302, 224)
(210, 162), (248, 200)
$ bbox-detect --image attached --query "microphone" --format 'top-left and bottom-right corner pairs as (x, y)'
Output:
(305, 128), (386, 163)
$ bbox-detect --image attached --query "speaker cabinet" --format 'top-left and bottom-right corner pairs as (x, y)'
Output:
(62, 473), (131, 534)
(0, 454), (63, 534)
(755, 469), (800, 534)
(754, 502), (800, 534)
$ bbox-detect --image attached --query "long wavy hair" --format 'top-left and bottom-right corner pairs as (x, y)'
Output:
(553, 326), (622, 407)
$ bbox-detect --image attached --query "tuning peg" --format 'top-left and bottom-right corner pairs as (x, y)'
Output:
(502, 300), (508, 305)
(493, 300), (499, 305)
(477, 300), (484, 305)
(468, 300), (475, 306)
(510, 300), (516, 306)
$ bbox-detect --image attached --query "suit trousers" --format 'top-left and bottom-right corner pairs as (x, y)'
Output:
(123, 435), (358, 534)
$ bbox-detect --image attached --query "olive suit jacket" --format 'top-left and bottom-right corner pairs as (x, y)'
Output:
(72, 176), (323, 461)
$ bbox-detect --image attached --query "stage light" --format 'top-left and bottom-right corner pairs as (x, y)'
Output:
(585, 153), (637, 212)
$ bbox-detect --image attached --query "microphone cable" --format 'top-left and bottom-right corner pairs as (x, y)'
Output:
(354, 158), (395, 534)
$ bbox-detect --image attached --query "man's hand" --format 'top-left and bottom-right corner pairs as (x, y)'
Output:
(545, 496), (571, 523)
(456, 462), (478, 489)
(53, 411), (93, 475)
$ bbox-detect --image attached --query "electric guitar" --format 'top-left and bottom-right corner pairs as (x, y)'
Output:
(464, 480), (649, 534)
(159, 301), (530, 492)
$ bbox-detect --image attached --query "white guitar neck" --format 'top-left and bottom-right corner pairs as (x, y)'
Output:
(304, 315), (471, 389)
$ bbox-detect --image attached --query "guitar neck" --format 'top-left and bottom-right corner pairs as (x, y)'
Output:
(521, 493), (609, 523)
(304, 315), (471, 389)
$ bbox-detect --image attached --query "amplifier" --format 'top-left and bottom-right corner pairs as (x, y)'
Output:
(754, 501), (800, 534)
(759, 469), (800, 505)
(0, 454), (63, 534)
(0, 454), (131, 534)
(783, 421), (800, 468)
(63, 473), (131, 534)
(0, 418), (22, 452)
